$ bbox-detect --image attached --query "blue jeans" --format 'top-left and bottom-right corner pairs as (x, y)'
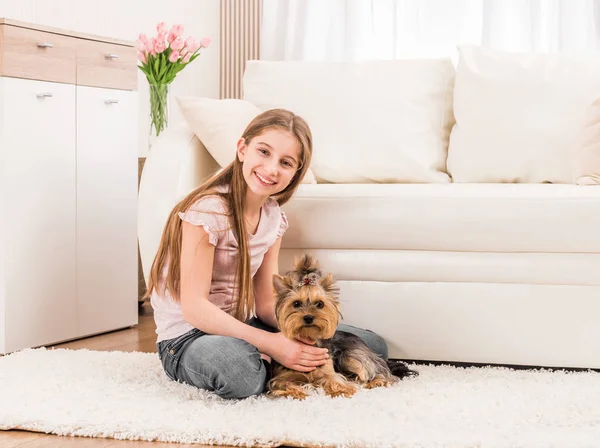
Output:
(157, 318), (388, 400)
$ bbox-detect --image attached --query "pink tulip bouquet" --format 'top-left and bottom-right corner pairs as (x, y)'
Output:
(137, 22), (210, 137)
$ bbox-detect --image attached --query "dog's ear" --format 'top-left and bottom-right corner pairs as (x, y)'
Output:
(272, 274), (294, 296)
(320, 273), (340, 298)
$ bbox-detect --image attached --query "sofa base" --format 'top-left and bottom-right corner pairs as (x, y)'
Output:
(328, 280), (600, 369)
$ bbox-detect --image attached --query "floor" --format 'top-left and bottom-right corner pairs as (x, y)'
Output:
(0, 301), (255, 448)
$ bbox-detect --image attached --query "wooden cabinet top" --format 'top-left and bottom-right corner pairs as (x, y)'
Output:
(0, 18), (135, 47)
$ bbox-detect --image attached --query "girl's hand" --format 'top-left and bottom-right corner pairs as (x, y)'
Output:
(266, 332), (329, 372)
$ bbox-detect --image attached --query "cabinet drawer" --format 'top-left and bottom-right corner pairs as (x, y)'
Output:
(0, 24), (76, 84)
(76, 39), (137, 90)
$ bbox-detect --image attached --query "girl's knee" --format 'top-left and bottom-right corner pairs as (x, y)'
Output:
(367, 331), (389, 361)
(339, 325), (389, 360)
(219, 369), (266, 399)
(214, 349), (267, 399)
(182, 336), (268, 399)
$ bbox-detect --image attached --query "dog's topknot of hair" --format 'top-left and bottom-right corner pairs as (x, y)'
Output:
(296, 254), (322, 277)
(287, 254), (323, 286)
(294, 254), (323, 278)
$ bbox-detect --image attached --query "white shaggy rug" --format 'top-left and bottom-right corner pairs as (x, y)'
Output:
(0, 348), (599, 448)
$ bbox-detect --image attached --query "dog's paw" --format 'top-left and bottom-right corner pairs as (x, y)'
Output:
(324, 381), (358, 398)
(286, 389), (309, 400)
(365, 376), (396, 389)
(269, 389), (309, 400)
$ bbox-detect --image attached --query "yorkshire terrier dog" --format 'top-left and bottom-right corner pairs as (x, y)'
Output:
(267, 255), (417, 400)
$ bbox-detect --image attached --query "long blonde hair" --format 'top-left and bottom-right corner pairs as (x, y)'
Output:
(144, 108), (313, 322)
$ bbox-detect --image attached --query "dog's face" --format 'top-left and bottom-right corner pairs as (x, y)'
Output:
(273, 272), (341, 343)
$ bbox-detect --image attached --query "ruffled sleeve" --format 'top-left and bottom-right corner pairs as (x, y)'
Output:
(277, 211), (289, 238)
(178, 196), (229, 246)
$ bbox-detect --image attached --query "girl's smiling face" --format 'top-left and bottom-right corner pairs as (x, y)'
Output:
(237, 128), (302, 199)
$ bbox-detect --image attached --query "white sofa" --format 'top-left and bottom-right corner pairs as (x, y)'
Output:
(138, 46), (600, 369)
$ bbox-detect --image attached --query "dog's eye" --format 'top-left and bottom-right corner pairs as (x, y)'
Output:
(292, 300), (302, 308)
(315, 301), (325, 309)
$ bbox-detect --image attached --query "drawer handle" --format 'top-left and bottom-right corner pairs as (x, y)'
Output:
(104, 53), (120, 60)
(104, 99), (120, 105)
(36, 42), (54, 48)
(36, 93), (53, 99)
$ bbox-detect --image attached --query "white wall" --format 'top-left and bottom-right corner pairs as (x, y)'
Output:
(0, 0), (220, 157)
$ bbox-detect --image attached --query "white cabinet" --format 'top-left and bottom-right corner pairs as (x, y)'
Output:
(0, 19), (138, 354)
(76, 86), (138, 335)
(1, 77), (78, 352)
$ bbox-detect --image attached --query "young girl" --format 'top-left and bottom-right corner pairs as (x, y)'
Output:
(146, 109), (389, 399)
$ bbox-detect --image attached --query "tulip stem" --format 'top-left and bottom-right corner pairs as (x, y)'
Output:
(149, 84), (169, 137)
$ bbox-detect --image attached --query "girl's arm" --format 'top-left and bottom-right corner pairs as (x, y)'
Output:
(179, 221), (328, 372)
(253, 236), (282, 329)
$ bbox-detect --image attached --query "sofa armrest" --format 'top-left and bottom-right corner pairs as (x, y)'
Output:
(138, 122), (220, 284)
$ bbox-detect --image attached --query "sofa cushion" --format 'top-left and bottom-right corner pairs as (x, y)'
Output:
(281, 184), (600, 253)
(243, 59), (455, 184)
(447, 45), (600, 184)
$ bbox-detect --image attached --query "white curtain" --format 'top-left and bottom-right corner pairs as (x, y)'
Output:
(261, 0), (600, 61)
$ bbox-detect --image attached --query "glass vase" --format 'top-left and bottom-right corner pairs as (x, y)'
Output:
(148, 83), (170, 146)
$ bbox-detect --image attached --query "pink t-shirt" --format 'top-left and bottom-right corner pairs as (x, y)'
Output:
(150, 186), (289, 342)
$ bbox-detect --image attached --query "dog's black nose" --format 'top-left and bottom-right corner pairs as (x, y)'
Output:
(303, 315), (314, 324)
